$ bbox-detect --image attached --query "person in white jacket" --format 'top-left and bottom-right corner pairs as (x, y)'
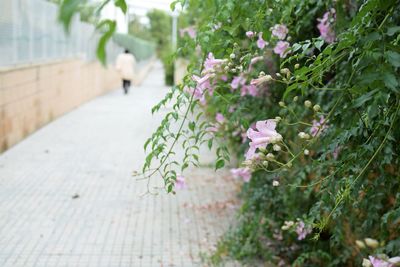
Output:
(115, 49), (136, 94)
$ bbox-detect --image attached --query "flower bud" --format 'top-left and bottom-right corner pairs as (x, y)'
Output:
(279, 101), (285, 107)
(298, 132), (310, 139)
(272, 180), (280, 186)
(266, 153), (275, 160)
(304, 149), (309, 155)
(230, 53), (236, 59)
(259, 71), (265, 77)
(293, 96), (298, 102)
(313, 104), (321, 112)
(355, 240), (366, 249)
(362, 259), (372, 267)
(280, 68), (290, 75)
(364, 238), (379, 249)
(273, 144), (281, 151)
(243, 160), (252, 166)
(224, 66), (229, 71)
(275, 116), (282, 122)
(304, 100), (312, 108)
(295, 63), (300, 69)
(231, 68), (237, 73)
(262, 161), (269, 167)
(276, 73), (282, 77)
(259, 147), (267, 153)
(237, 66), (243, 72)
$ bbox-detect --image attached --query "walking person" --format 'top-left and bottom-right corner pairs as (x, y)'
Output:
(115, 49), (136, 94)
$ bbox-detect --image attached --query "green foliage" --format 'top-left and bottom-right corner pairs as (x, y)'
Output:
(143, 0), (400, 266)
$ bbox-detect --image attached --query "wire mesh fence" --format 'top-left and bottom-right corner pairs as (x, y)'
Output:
(0, 0), (124, 68)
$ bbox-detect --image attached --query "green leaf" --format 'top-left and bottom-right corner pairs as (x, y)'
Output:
(189, 121), (195, 131)
(96, 19), (116, 65)
(114, 0), (127, 14)
(314, 39), (324, 51)
(386, 51), (400, 68)
(58, 0), (85, 32)
(382, 72), (399, 93)
(215, 158), (225, 170)
(387, 26), (400, 36)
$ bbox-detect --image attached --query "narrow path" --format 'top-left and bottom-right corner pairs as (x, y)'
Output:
(0, 62), (239, 267)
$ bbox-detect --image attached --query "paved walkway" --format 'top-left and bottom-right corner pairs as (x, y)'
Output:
(0, 62), (239, 267)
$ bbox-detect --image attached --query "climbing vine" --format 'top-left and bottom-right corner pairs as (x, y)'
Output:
(142, 0), (400, 266)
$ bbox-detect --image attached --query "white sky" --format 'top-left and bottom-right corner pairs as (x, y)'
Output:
(101, 0), (179, 32)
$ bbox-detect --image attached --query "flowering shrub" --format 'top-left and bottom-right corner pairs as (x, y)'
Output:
(141, 0), (400, 265)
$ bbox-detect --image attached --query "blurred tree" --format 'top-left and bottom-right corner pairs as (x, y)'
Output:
(128, 14), (153, 41)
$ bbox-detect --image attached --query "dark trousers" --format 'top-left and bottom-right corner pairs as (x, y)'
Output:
(122, 79), (131, 94)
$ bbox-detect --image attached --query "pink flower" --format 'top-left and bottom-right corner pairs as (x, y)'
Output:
(310, 116), (328, 137)
(246, 31), (255, 38)
(175, 175), (186, 190)
(246, 120), (282, 159)
(296, 221), (312, 240)
(257, 32), (267, 49)
(317, 9), (336, 43)
(368, 256), (400, 267)
(248, 56), (264, 71)
(180, 26), (196, 38)
(230, 75), (246, 90)
(250, 75), (272, 87)
(273, 41), (290, 58)
(204, 52), (225, 71)
(184, 86), (206, 104)
(333, 146), (340, 160)
(215, 113), (225, 124)
(271, 24), (288, 40)
(230, 167), (252, 182)
(220, 75), (228, 81)
(241, 84), (258, 97)
(206, 125), (219, 133)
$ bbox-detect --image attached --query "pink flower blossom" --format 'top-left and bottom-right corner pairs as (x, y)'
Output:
(368, 256), (400, 267)
(246, 120), (282, 159)
(296, 221), (312, 240)
(333, 146), (340, 159)
(175, 175), (186, 190)
(248, 56), (264, 71)
(271, 24), (288, 40)
(317, 9), (336, 43)
(273, 41), (290, 58)
(215, 113), (225, 124)
(257, 32), (267, 49)
(231, 75), (246, 90)
(246, 31), (255, 38)
(184, 86), (206, 104)
(310, 116), (328, 137)
(220, 75), (228, 81)
(206, 125), (218, 133)
(204, 52), (225, 71)
(180, 26), (196, 38)
(230, 167), (252, 182)
(241, 84), (258, 97)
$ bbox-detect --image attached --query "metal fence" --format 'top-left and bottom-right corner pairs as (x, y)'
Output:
(0, 0), (122, 68)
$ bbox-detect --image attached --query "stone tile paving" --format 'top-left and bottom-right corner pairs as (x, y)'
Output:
(0, 62), (241, 267)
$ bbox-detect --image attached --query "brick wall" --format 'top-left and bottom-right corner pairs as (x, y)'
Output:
(0, 59), (120, 153)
